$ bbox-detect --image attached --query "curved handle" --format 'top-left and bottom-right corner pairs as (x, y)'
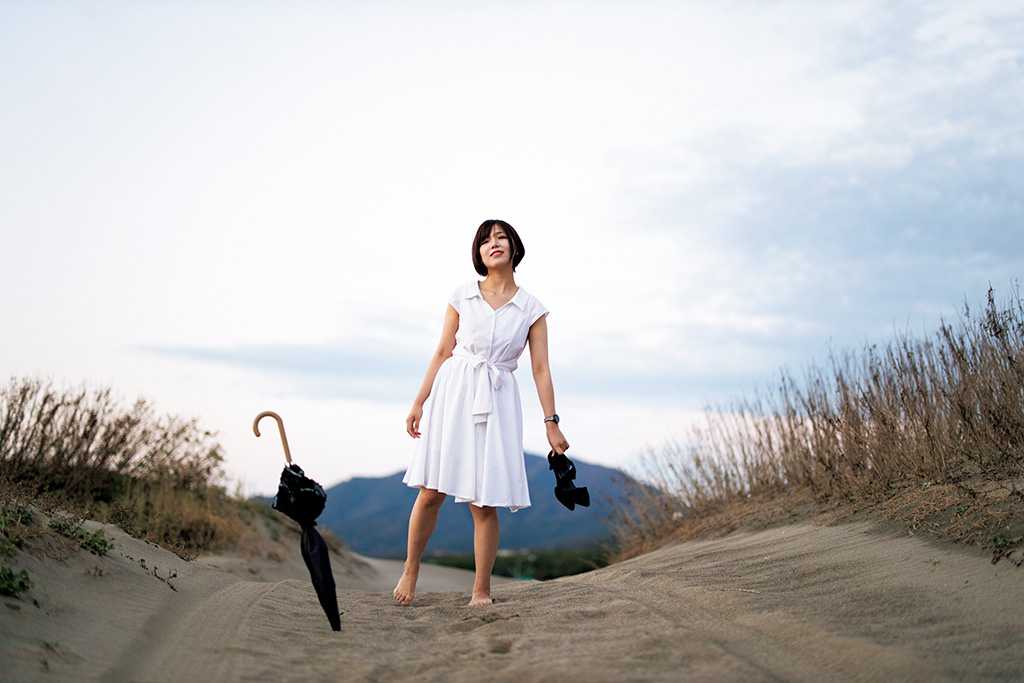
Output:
(253, 410), (292, 464)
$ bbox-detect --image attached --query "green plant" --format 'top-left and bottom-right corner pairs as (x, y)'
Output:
(48, 516), (80, 537)
(79, 528), (115, 556)
(955, 505), (968, 516)
(1, 505), (33, 526)
(48, 518), (115, 556)
(993, 533), (1013, 550)
(0, 505), (33, 556)
(0, 565), (33, 596)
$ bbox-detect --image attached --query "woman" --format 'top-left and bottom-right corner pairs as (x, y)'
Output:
(395, 219), (570, 607)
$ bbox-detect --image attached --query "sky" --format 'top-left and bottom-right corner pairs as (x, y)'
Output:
(2, 0), (1022, 496)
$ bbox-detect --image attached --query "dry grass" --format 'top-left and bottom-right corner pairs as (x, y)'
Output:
(612, 285), (1024, 565)
(0, 379), (261, 559)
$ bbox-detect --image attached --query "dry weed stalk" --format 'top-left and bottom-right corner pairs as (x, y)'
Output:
(615, 285), (1024, 559)
(0, 378), (253, 557)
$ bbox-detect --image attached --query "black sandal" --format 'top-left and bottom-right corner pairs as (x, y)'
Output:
(547, 451), (591, 511)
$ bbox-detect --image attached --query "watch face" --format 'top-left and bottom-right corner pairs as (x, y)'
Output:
(547, 414), (559, 424)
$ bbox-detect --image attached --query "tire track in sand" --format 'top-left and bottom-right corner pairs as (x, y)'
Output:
(104, 580), (280, 682)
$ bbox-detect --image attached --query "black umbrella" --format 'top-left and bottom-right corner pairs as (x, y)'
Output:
(254, 411), (341, 632)
(547, 450), (591, 511)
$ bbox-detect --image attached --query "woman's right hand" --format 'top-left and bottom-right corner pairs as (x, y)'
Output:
(406, 405), (423, 438)
(546, 422), (570, 455)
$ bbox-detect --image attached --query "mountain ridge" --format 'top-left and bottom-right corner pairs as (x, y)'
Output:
(316, 453), (630, 557)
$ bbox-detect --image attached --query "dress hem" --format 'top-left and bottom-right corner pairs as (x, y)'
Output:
(403, 479), (530, 512)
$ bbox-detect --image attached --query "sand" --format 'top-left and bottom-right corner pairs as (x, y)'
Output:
(2, 516), (1022, 682)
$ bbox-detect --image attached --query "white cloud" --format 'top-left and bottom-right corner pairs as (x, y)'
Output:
(2, 0), (1022, 493)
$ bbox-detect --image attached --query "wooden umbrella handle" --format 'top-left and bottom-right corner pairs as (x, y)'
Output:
(253, 410), (292, 464)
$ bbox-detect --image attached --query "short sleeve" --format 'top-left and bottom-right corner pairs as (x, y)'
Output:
(448, 283), (468, 314)
(528, 295), (549, 326)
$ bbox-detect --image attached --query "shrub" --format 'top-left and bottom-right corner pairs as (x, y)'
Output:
(0, 378), (225, 501)
(0, 379), (251, 558)
(614, 284), (1024, 558)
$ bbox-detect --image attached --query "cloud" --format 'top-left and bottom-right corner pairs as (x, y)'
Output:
(154, 342), (427, 402)
(597, 0), (1024, 382)
(3, 0), (1023, 493)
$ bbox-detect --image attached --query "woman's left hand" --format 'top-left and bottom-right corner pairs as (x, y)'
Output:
(546, 422), (570, 455)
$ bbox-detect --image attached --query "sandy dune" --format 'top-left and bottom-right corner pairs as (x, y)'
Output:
(3, 517), (1022, 681)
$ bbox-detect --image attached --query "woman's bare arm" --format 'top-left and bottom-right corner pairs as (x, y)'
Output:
(528, 315), (570, 453)
(406, 304), (459, 438)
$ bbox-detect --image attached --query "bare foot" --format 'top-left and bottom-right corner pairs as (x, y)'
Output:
(393, 565), (418, 605)
(468, 591), (493, 606)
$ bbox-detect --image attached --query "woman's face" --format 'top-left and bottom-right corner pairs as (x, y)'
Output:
(479, 225), (512, 271)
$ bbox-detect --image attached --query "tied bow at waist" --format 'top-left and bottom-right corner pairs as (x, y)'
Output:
(452, 347), (517, 423)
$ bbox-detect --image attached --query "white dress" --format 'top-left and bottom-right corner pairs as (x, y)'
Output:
(402, 281), (548, 511)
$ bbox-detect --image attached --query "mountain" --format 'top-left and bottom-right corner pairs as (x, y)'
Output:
(316, 453), (631, 558)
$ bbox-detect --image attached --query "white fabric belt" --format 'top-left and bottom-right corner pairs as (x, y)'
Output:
(452, 346), (517, 423)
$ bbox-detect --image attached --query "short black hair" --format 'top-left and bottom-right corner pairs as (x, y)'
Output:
(472, 220), (525, 276)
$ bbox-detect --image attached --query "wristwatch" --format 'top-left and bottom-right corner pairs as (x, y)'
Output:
(544, 414), (560, 425)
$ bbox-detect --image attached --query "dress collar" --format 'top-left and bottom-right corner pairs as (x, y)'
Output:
(471, 281), (525, 309)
